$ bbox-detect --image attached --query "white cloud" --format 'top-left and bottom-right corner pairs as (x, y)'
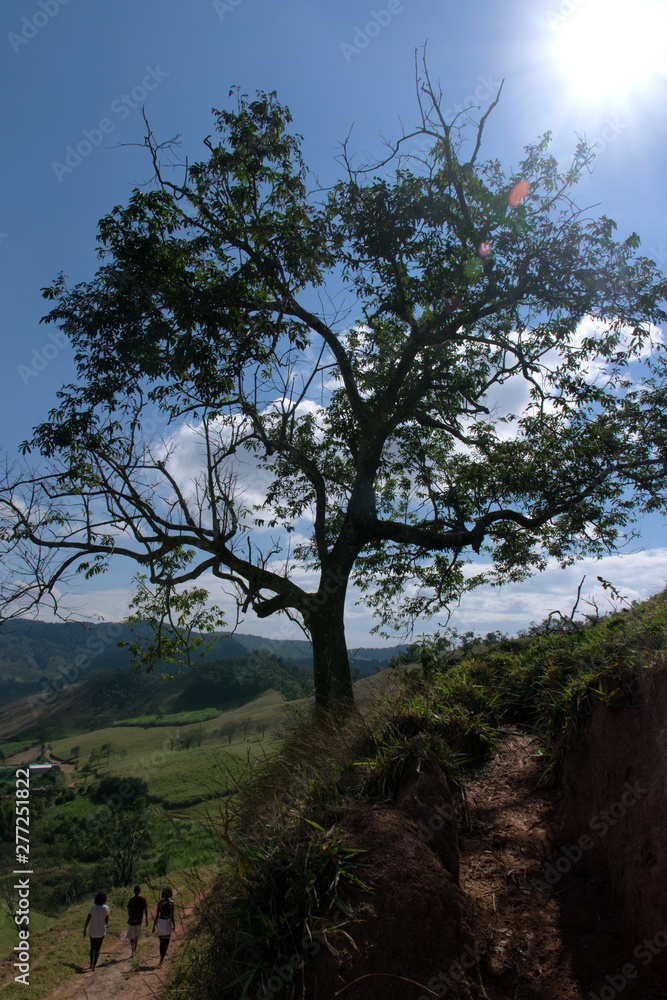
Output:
(431, 548), (667, 638)
(565, 315), (664, 386)
(30, 316), (667, 650)
(56, 547), (667, 651)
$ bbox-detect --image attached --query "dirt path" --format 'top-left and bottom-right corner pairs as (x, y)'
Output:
(44, 905), (193, 1000)
(459, 729), (667, 999)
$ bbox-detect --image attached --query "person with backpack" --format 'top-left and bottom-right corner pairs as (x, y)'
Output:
(152, 887), (176, 966)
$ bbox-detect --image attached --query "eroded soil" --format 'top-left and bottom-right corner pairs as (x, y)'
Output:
(461, 729), (667, 999)
(15, 727), (667, 1000)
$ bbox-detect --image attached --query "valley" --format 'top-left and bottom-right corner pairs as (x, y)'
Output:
(0, 623), (401, 998)
(2, 593), (667, 998)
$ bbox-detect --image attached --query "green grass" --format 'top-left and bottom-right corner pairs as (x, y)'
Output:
(0, 868), (210, 999)
(167, 713), (376, 1000)
(113, 708), (223, 727)
(0, 889), (122, 997)
(50, 688), (290, 764)
(0, 689), (310, 998)
(167, 588), (667, 1000)
(0, 910), (55, 967)
(388, 585), (667, 778)
(48, 689), (291, 808)
(1, 739), (37, 759)
(4, 688), (293, 920)
(98, 742), (268, 808)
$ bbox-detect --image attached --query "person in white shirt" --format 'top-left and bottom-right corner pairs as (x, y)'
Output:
(82, 891), (110, 970)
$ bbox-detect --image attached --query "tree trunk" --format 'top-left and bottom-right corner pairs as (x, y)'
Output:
(306, 586), (355, 713)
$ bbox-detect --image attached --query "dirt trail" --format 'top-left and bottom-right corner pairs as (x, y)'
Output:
(44, 905), (193, 1000)
(460, 728), (667, 999)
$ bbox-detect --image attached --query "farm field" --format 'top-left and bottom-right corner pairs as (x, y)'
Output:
(0, 690), (300, 976)
(42, 688), (299, 810)
(51, 687), (287, 754)
(113, 707), (223, 727)
(102, 741), (271, 810)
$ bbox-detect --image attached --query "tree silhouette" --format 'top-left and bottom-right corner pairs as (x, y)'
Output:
(1, 57), (666, 710)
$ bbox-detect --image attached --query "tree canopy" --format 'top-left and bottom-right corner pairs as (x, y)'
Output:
(2, 59), (667, 710)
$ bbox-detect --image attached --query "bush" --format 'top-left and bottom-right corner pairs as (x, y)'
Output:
(170, 710), (376, 999)
(90, 775), (149, 807)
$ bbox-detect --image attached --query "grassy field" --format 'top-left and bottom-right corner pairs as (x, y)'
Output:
(50, 688), (291, 765)
(0, 688), (301, 975)
(101, 741), (273, 809)
(0, 910), (54, 972)
(42, 688), (291, 803)
(0, 672), (320, 1000)
(35, 690), (299, 822)
(0, 685), (318, 993)
(0, 739), (36, 759)
(113, 708), (223, 727)
(0, 867), (211, 999)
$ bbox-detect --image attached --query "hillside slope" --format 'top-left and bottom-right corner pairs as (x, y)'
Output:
(0, 653), (313, 742)
(0, 619), (406, 714)
(171, 588), (667, 999)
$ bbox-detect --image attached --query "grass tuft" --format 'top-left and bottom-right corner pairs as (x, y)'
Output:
(166, 589), (667, 998)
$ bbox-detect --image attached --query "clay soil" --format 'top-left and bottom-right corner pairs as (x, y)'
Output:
(462, 728), (667, 999)
(27, 727), (667, 1000)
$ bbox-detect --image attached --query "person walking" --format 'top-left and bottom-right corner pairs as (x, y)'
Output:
(152, 887), (176, 967)
(82, 891), (109, 971)
(126, 884), (149, 958)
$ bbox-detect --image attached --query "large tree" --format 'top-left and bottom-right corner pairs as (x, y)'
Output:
(2, 62), (667, 709)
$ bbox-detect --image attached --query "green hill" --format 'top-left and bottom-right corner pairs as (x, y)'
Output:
(0, 686), (294, 962)
(0, 651), (314, 743)
(0, 619), (406, 711)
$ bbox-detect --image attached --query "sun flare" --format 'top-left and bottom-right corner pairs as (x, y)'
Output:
(551, 0), (667, 104)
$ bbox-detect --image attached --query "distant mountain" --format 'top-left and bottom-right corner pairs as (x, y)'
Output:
(0, 619), (408, 708)
(231, 633), (407, 676)
(0, 649), (316, 741)
(348, 644), (409, 675)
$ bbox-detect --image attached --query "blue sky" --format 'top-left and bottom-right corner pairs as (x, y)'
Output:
(2, 0), (667, 644)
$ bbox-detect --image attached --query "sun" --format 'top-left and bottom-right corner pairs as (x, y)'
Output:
(550, 0), (667, 105)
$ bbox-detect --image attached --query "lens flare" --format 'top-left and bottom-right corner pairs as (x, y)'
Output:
(509, 180), (530, 207)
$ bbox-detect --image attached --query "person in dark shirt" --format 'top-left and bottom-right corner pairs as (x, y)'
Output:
(126, 884), (149, 958)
